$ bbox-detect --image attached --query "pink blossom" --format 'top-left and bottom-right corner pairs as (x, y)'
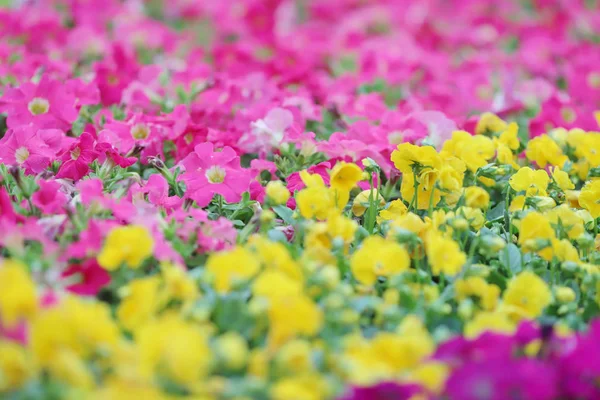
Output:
(0, 76), (78, 130)
(56, 133), (98, 181)
(0, 126), (55, 174)
(31, 180), (68, 215)
(62, 259), (111, 296)
(178, 142), (252, 207)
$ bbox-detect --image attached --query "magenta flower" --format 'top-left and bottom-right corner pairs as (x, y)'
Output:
(62, 259), (111, 297)
(31, 179), (68, 215)
(132, 175), (182, 212)
(178, 142), (252, 207)
(0, 126), (55, 174)
(56, 133), (98, 181)
(0, 75), (78, 130)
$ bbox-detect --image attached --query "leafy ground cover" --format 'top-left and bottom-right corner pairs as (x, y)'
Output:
(1, 1), (600, 399)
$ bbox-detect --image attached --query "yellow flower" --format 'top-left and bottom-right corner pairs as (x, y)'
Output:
(508, 166), (549, 196)
(455, 277), (500, 310)
(266, 181), (290, 205)
(31, 296), (119, 367)
(551, 166), (575, 191)
(215, 332), (249, 370)
(0, 341), (33, 392)
(117, 276), (161, 331)
(407, 362), (449, 395)
(526, 134), (568, 168)
(555, 286), (576, 303)
(137, 314), (211, 386)
(502, 271), (552, 321)
(97, 225), (154, 270)
(551, 238), (579, 262)
(268, 295), (323, 348)
(253, 270), (303, 300)
(0, 259), (37, 327)
(377, 199), (408, 223)
(518, 212), (555, 260)
(579, 179), (600, 218)
(496, 143), (520, 169)
(350, 236), (410, 285)
(352, 189), (385, 217)
(475, 112), (508, 135)
(276, 339), (314, 373)
(401, 171), (442, 210)
(206, 246), (261, 293)
(545, 205), (585, 239)
(497, 122), (520, 150)
(456, 206), (485, 230)
(464, 311), (516, 339)
(248, 236), (302, 280)
(391, 143), (442, 173)
(161, 262), (198, 303)
(441, 130), (471, 157)
(426, 232), (466, 276)
(464, 186), (490, 209)
(458, 135), (495, 172)
(329, 162), (363, 192)
(271, 374), (329, 400)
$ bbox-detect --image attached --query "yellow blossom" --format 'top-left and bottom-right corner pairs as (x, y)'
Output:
(502, 271), (552, 321)
(475, 112), (508, 135)
(0, 259), (37, 327)
(329, 162), (363, 192)
(464, 186), (490, 209)
(464, 311), (516, 338)
(509, 167), (549, 196)
(352, 189), (385, 217)
(426, 231), (466, 276)
(350, 236), (410, 285)
(265, 181), (290, 205)
(377, 199), (408, 223)
(579, 179), (600, 218)
(97, 225), (154, 270)
(526, 134), (568, 167)
(206, 246), (261, 293)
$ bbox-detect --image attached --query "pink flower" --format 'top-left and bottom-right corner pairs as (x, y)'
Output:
(31, 179), (68, 215)
(62, 259), (111, 296)
(56, 133), (98, 181)
(0, 76), (78, 130)
(245, 107), (295, 150)
(178, 143), (252, 207)
(0, 126), (56, 174)
(95, 142), (137, 168)
(133, 175), (182, 211)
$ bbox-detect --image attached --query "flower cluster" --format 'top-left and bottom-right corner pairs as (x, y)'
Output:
(1, 0), (600, 399)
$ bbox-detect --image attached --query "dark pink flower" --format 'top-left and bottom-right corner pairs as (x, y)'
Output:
(62, 259), (110, 296)
(56, 133), (98, 181)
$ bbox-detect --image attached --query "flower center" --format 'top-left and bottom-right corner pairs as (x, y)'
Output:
(560, 107), (577, 124)
(587, 72), (600, 89)
(71, 147), (81, 160)
(15, 147), (30, 164)
(205, 166), (226, 184)
(107, 73), (120, 86)
(184, 133), (194, 145)
(130, 124), (150, 140)
(27, 97), (50, 116)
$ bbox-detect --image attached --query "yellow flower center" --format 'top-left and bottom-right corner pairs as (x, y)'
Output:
(205, 166), (226, 184)
(27, 97), (50, 116)
(130, 124), (150, 140)
(184, 133), (194, 145)
(15, 147), (30, 164)
(71, 147), (81, 160)
(560, 107), (576, 124)
(587, 72), (600, 89)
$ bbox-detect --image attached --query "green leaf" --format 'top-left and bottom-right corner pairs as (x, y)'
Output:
(272, 205), (294, 225)
(499, 244), (522, 275)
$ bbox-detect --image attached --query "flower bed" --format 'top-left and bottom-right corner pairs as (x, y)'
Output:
(1, 1), (600, 399)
